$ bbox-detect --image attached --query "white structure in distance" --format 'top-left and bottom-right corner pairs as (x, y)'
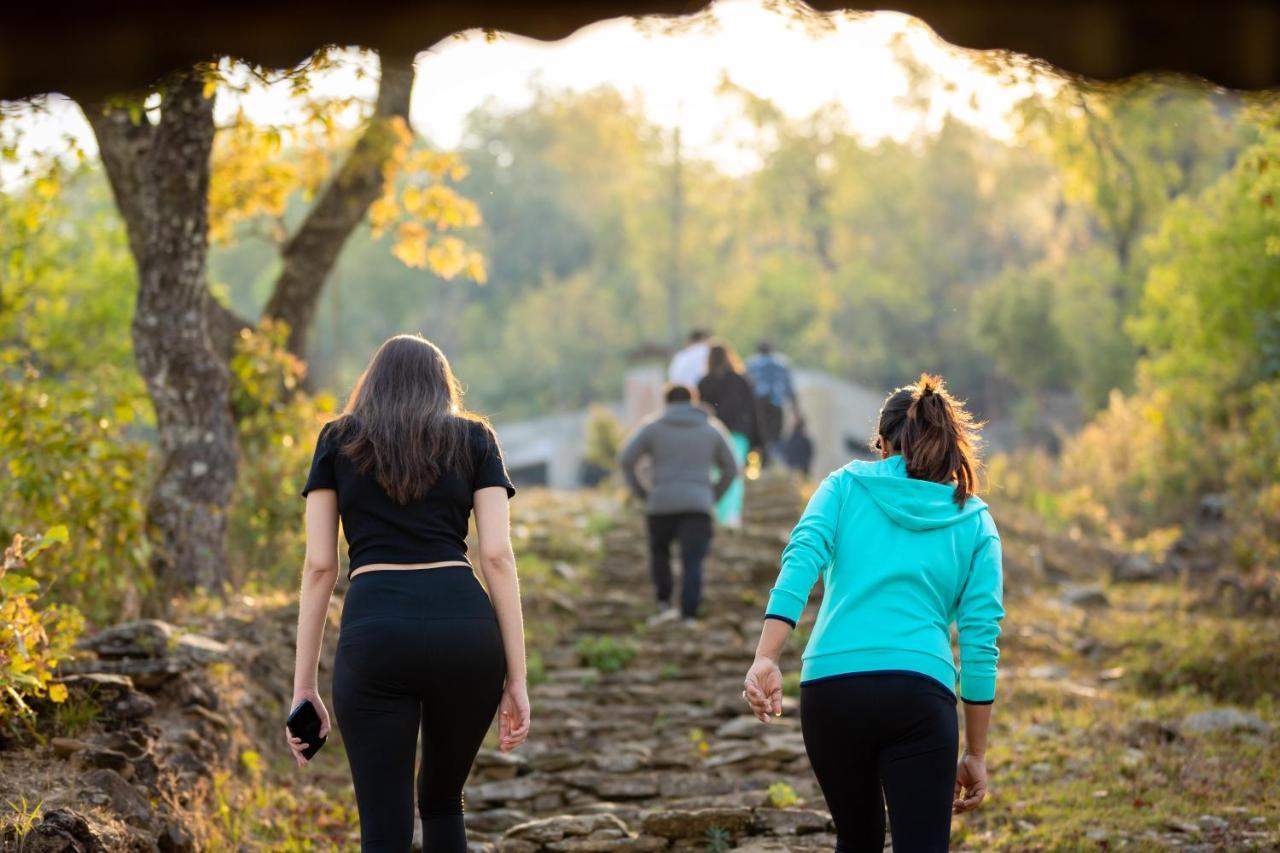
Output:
(496, 365), (884, 489)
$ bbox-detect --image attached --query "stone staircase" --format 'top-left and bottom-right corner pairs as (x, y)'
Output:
(460, 474), (852, 851)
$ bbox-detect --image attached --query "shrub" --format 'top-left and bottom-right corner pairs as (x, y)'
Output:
(0, 529), (84, 732)
(574, 634), (637, 673)
(228, 320), (339, 589)
(582, 405), (624, 477)
(767, 781), (800, 808)
(0, 165), (153, 622)
(0, 362), (152, 622)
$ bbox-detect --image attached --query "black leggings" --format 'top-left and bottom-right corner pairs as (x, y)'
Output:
(646, 512), (713, 618)
(332, 568), (506, 852)
(800, 673), (959, 853)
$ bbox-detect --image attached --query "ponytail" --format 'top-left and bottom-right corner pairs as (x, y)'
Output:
(873, 373), (982, 506)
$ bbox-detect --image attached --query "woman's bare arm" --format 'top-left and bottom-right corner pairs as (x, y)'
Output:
(287, 490), (339, 765)
(473, 486), (530, 750)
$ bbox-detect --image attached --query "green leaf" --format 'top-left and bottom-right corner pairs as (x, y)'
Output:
(0, 574), (39, 596)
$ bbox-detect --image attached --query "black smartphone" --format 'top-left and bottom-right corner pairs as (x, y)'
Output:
(286, 699), (327, 760)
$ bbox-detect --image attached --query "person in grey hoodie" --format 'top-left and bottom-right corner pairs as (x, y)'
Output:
(619, 384), (739, 626)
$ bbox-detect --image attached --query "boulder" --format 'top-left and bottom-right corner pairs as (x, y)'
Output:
(61, 673), (156, 722)
(82, 620), (175, 659)
(1182, 708), (1270, 735)
(468, 776), (545, 804)
(51, 737), (90, 759)
(78, 768), (152, 826)
(640, 807), (754, 840)
(1124, 719), (1181, 746)
(172, 633), (230, 663)
(467, 809), (531, 833)
(73, 747), (134, 778)
(22, 808), (108, 853)
(504, 813), (632, 845)
(59, 656), (186, 689)
(715, 717), (764, 739)
(1112, 553), (1166, 583)
(753, 808), (831, 836)
(592, 752), (647, 774)
(1060, 586), (1110, 609)
(475, 749), (529, 781)
(183, 704), (231, 730)
(595, 775), (661, 800)
(156, 819), (197, 852)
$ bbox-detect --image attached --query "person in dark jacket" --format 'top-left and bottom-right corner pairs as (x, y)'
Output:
(785, 416), (814, 478)
(697, 341), (757, 528)
(745, 341), (800, 468)
(619, 384), (738, 626)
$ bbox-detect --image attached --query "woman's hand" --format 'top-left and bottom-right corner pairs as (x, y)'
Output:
(498, 678), (531, 752)
(285, 687), (331, 768)
(742, 656), (784, 722)
(953, 752), (988, 813)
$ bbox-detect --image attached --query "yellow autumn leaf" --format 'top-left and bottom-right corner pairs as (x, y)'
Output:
(402, 186), (425, 216)
(391, 222), (430, 269)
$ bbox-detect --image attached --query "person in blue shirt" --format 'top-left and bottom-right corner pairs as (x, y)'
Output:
(742, 373), (1004, 853)
(744, 341), (799, 467)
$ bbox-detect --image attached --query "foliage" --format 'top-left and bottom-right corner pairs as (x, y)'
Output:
(227, 320), (338, 588)
(1126, 615), (1280, 705)
(222, 60), (1246, 430)
(207, 51), (485, 284)
(993, 104), (1279, 568)
(704, 825), (732, 852)
(0, 168), (153, 621)
(767, 781), (800, 808)
(574, 634), (637, 673)
(0, 529), (84, 732)
(583, 405), (625, 474)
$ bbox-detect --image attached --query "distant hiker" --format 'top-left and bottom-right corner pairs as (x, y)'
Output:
(619, 384), (739, 627)
(697, 341), (758, 528)
(289, 335), (530, 852)
(745, 341), (799, 467)
(784, 416), (814, 478)
(742, 374), (1004, 851)
(668, 327), (712, 390)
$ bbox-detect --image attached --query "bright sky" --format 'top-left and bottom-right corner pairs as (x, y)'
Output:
(1, 0), (1046, 184)
(410, 1), (1038, 169)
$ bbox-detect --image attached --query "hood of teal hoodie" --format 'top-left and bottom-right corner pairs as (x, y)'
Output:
(847, 455), (987, 531)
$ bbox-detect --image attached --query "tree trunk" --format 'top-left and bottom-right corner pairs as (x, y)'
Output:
(85, 71), (237, 593)
(263, 54), (416, 358)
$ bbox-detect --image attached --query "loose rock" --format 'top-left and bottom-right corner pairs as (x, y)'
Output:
(1182, 708), (1270, 735)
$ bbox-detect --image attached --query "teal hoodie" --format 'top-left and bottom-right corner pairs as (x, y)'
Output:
(765, 455), (1005, 703)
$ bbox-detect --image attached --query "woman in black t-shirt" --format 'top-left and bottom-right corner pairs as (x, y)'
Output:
(286, 334), (530, 853)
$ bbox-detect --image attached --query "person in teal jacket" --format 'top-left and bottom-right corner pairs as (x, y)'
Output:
(742, 373), (1004, 853)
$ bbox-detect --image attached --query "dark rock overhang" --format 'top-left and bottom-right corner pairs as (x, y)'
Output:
(1, 1), (1278, 103)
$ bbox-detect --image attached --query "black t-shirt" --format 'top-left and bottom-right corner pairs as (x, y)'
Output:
(301, 417), (515, 576)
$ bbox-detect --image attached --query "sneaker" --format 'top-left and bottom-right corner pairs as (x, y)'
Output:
(646, 606), (679, 627)
(681, 618), (702, 631)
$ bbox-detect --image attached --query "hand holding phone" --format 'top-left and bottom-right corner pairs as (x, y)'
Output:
(286, 698), (328, 762)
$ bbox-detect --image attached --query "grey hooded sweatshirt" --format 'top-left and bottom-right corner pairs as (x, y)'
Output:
(618, 402), (739, 516)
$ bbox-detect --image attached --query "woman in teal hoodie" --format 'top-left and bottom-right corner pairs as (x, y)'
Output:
(742, 374), (1004, 853)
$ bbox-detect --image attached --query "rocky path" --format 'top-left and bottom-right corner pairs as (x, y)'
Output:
(462, 475), (844, 851)
(8, 476), (1275, 850)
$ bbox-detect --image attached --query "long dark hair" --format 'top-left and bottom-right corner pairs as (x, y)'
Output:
(706, 341), (744, 377)
(873, 373), (982, 507)
(332, 335), (491, 504)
